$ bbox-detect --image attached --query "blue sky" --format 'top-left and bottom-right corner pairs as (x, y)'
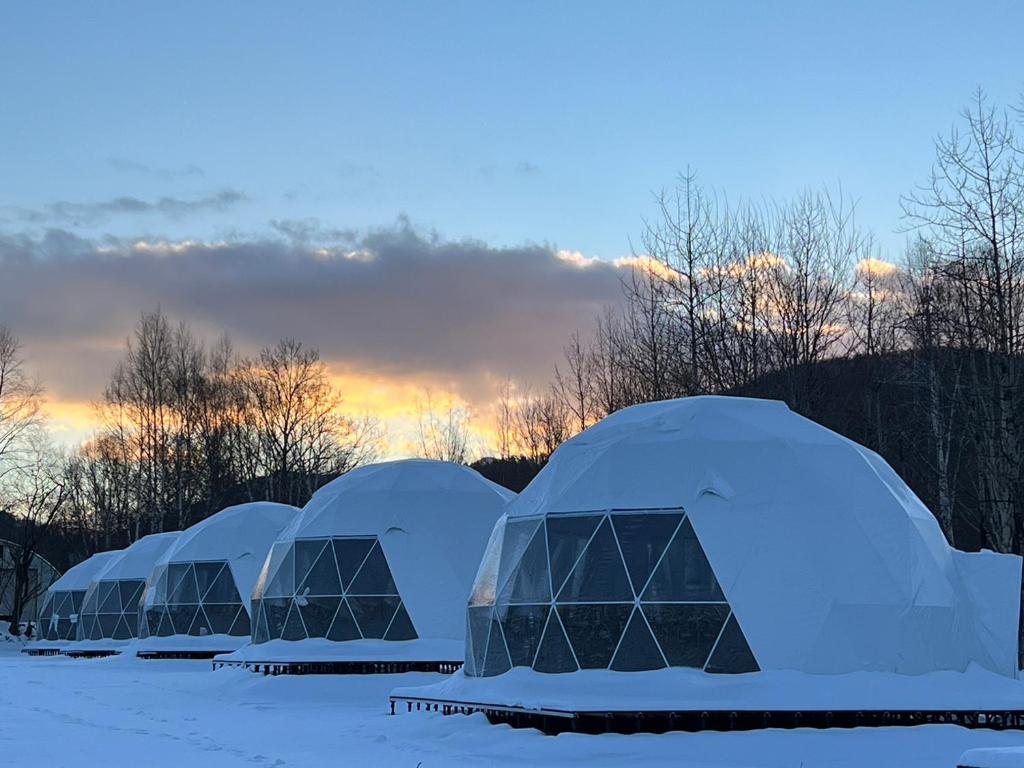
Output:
(0, 1), (1022, 449)
(3, 1), (1021, 258)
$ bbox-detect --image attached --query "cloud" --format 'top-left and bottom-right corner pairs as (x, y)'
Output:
(3, 190), (247, 227)
(0, 220), (629, 415)
(106, 157), (206, 181)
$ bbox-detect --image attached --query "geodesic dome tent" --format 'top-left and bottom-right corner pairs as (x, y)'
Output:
(28, 550), (120, 651)
(73, 532), (179, 648)
(136, 502), (298, 654)
(462, 396), (1022, 681)
(229, 460), (513, 667)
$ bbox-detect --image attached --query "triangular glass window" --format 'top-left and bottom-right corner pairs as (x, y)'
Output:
(298, 546), (342, 597)
(253, 602), (270, 644)
(97, 613), (120, 638)
(112, 615), (133, 640)
(169, 566), (201, 604)
(533, 611), (578, 673)
(188, 606), (212, 636)
(327, 600), (360, 641)
(704, 613), (759, 674)
(546, 515), (602, 597)
(281, 600), (307, 640)
(262, 598), (291, 639)
(482, 619), (511, 677)
(228, 606), (251, 637)
(347, 542), (397, 595)
(332, 538), (374, 589)
(204, 604), (241, 635)
(497, 526), (551, 604)
(384, 603), (417, 641)
(642, 517), (724, 602)
(467, 606), (492, 674)
(264, 548), (295, 598)
(612, 512), (683, 596)
(643, 603), (729, 668)
(348, 596), (400, 638)
(610, 608), (666, 671)
(299, 597), (342, 638)
(558, 603), (633, 669)
(118, 580), (144, 611)
(203, 564), (242, 603)
(194, 562), (225, 600)
(168, 605), (199, 635)
(495, 519), (542, 599)
(557, 518), (633, 602)
(294, 539), (329, 588)
(98, 582), (120, 613)
(498, 604), (549, 668)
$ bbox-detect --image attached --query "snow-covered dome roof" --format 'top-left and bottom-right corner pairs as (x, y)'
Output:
(92, 532), (180, 582)
(48, 550), (121, 592)
(155, 502), (299, 597)
(244, 460), (514, 661)
(467, 396), (1021, 679)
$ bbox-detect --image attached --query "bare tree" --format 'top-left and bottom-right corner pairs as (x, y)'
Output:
(415, 390), (473, 464)
(0, 327), (44, 485)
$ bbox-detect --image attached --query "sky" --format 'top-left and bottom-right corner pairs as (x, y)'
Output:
(1, 1), (1022, 452)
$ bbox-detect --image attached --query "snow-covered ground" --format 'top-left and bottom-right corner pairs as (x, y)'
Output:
(5, 650), (1024, 767)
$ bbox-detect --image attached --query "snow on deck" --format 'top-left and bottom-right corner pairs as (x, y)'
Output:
(5, 652), (1024, 767)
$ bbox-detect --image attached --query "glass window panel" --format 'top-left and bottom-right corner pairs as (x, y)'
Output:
(464, 614), (477, 676)
(557, 518), (633, 602)
(202, 563), (242, 604)
(704, 613), (759, 674)
(228, 606), (251, 637)
(327, 600), (360, 641)
(532, 611), (578, 674)
(497, 604), (549, 668)
(495, 519), (541, 599)
(468, 518), (505, 608)
(155, 610), (174, 637)
(642, 517), (724, 602)
(112, 615), (133, 640)
(609, 608), (666, 672)
(281, 600), (307, 640)
(298, 546), (342, 597)
(201, 603), (239, 635)
(546, 515), (602, 597)
(98, 582), (120, 613)
(643, 603), (729, 668)
(332, 538), (375, 589)
(97, 613), (120, 638)
(253, 602), (270, 644)
(193, 562), (226, 600)
(384, 603), (417, 641)
(467, 606), (492, 675)
(264, 547), (295, 598)
(118, 580), (144, 611)
(262, 598), (290, 639)
(298, 597), (341, 638)
(347, 542), (398, 595)
(482, 619), (511, 677)
(88, 616), (103, 640)
(167, 605), (199, 636)
(612, 513), (683, 596)
(169, 565), (201, 604)
(497, 526), (551, 604)
(166, 564), (191, 602)
(71, 590), (85, 613)
(294, 539), (328, 587)
(189, 606), (212, 636)
(558, 603), (633, 669)
(348, 596), (401, 638)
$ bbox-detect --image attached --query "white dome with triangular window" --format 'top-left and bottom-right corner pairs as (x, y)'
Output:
(136, 502), (299, 655)
(29, 550), (121, 652)
(461, 396), (1021, 682)
(73, 532), (180, 651)
(227, 459), (513, 664)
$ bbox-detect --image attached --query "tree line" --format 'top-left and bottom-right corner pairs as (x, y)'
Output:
(499, 89), (1024, 558)
(0, 313), (379, 633)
